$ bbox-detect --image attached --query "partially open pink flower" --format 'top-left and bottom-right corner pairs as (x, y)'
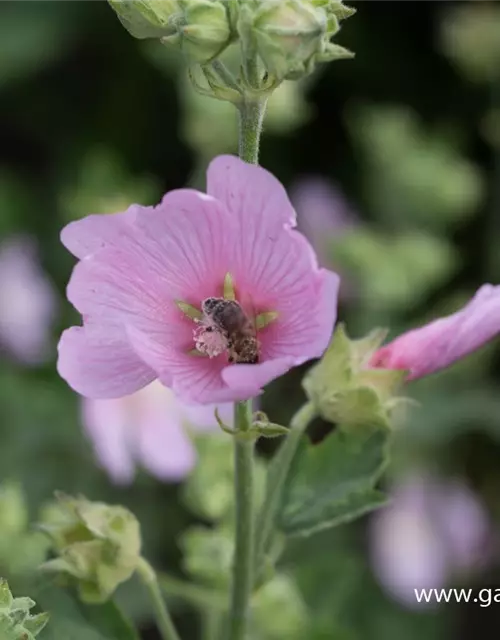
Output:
(58, 155), (338, 404)
(82, 381), (232, 483)
(369, 284), (500, 380)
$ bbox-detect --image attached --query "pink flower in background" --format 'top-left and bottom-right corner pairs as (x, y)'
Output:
(0, 235), (57, 364)
(370, 473), (490, 608)
(369, 284), (500, 380)
(82, 381), (233, 483)
(290, 176), (357, 270)
(58, 155), (338, 404)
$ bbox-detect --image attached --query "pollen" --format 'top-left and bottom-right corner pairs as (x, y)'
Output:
(193, 323), (228, 358)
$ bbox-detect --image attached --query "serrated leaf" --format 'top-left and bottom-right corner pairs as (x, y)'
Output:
(278, 425), (390, 537)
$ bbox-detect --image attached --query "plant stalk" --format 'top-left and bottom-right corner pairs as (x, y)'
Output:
(137, 558), (182, 640)
(226, 400), (255, 640)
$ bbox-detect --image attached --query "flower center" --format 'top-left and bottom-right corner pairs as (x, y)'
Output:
(175, 273), (279, 364)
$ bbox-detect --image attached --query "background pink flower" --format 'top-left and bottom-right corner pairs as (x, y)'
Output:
(369, 284), (500, 380)
(82, 380), (233, 484)
(370, 473), (490, 608)
(58, 155), (339, 404)
(290, 176), (357, 269)
(0, 235), (58, 365)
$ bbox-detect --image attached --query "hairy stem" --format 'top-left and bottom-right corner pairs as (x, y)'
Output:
(226, 399), (255, 640)
(254, 402), (316, 577)
(137, 558), (182, 640)
(238, 98), (267, 164)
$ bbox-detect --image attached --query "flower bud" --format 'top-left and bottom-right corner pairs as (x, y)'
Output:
(108, 0), (233, 64)
(39, 493), (141, 603)
(245, 0), (327, 79)
(303, 324), (407, 428)
(0, 579), (49, 639)
(238, 0), (354, 80)
(162, 1), (233, 64)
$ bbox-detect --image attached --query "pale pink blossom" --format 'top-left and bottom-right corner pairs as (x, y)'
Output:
(82, 381), (232, 483)
(58, 155), (339, 404)
(0, 235), (57, 364)
(370, 473), (489, 608)
(369, 284), (500, 380)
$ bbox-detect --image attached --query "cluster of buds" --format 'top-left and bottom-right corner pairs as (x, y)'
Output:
(303, 324), (408, 429)
(108, 0), (354, 87)
(0, 580), (49, 639)
(39, 493), (141, 603)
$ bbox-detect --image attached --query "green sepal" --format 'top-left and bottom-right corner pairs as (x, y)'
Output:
(303, 324), (407, 428)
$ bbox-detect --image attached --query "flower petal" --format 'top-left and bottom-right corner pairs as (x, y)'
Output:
(132, 188), (233, 303)
(126, 324), (241, 403)
(136, 404), (196, 482)
(370, 284), (500, 380)
(182, 400), (234, 431)
(57, 325), (156, 398)
(81, 398), (135, 484)
(207, 155), (296, 232)
(222, 356), (296, 392)
(260, 267), (339, 363)
(61, 205), (142, 259)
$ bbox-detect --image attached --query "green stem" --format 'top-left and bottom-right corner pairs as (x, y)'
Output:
(203, 609), (223, 640)
(238, 98), (267, 164)
(137, 558), (182, 640)
(254, 402), (316, 578)
(158, 573), (226, 611)
(226, 399), (255, 640)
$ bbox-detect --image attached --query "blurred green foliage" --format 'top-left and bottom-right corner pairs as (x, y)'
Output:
(1, 1), (500, 639)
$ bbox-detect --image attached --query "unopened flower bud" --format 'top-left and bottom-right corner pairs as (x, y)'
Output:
(39, 493), (141, 603)
(246, 0), (327, 79)
(303, 324), (407, 428)
(163, 1), (233, 64)
(0, 579), (49, 639)
(238, 0), (354, 80)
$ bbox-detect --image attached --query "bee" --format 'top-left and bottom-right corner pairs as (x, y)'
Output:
(201, 297), (259, 364)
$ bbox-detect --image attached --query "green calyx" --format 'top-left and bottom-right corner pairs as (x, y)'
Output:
(0, 579), (49, 639)
(38, 493), (142, 604)
(303, 324), (409, 429)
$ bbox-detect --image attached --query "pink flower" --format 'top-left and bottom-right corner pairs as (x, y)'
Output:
(0, 235), (58, 365)
(82, 381), (232, 484)
(370, 473), (489, 608)
(369, 285), (500, 380)
(58, 155), (339, 404)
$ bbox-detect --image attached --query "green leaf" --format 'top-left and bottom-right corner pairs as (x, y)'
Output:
(33, 583), (139, 640)
(278, 425), (390, 537)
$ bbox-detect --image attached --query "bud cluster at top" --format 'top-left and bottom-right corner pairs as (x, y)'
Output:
(108, 0), (355, 82)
